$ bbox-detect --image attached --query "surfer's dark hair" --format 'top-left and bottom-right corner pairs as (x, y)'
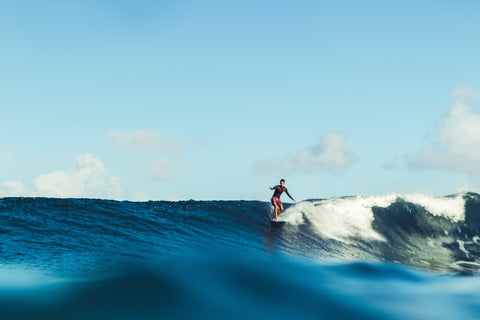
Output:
(280, 179), (285, 183)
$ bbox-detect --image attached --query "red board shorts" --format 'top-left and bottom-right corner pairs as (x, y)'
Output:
(271, 197), (282, 207)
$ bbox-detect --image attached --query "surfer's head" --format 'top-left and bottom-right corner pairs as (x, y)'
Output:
(280, 179), (285, 186)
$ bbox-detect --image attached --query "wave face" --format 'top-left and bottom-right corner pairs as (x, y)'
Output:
(2, 193), (480, 319)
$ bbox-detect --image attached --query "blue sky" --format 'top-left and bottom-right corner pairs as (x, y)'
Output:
(1, 0), (480, 201)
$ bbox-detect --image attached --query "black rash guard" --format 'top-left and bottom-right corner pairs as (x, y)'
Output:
(272, 185), (295, 201)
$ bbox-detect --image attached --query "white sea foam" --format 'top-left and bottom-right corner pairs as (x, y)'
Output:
(282, 195), (397, 243)
(402, 193), (465, 222)
(457, 240), (471, 259)
(281, 193), (466, 244)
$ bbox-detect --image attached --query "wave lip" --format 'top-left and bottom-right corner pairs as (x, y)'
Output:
(282, 195), (397, 242)
(282, 192), (466, 242)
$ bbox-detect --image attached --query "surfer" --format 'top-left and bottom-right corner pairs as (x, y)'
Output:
(269, 179), (297, 221)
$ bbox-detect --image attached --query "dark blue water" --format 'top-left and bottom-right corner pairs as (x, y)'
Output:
(2, 193), (480, 319)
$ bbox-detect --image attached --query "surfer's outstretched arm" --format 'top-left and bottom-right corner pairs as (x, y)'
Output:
(285, 189), (297, 203)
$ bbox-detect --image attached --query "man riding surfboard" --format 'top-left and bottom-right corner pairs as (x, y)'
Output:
(269, 179), (297, 221)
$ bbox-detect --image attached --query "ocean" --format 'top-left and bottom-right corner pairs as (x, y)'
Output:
(2, 193), (480, 319)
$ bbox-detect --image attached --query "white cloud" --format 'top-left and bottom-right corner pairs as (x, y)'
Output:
(0, 154), (122, 199)
(147, 161), (172, 180)
(253, 132), (358, 174)
(412, 86), (480, 174)
(0, 180), (31, 197)
(453, 85), (480, 102)
(110, 129), (181, 181)
(110, 129), (179, 154)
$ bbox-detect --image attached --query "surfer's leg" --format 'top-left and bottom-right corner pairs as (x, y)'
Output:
(273, 204), (278, 221)
(278, 203), (284, 215)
